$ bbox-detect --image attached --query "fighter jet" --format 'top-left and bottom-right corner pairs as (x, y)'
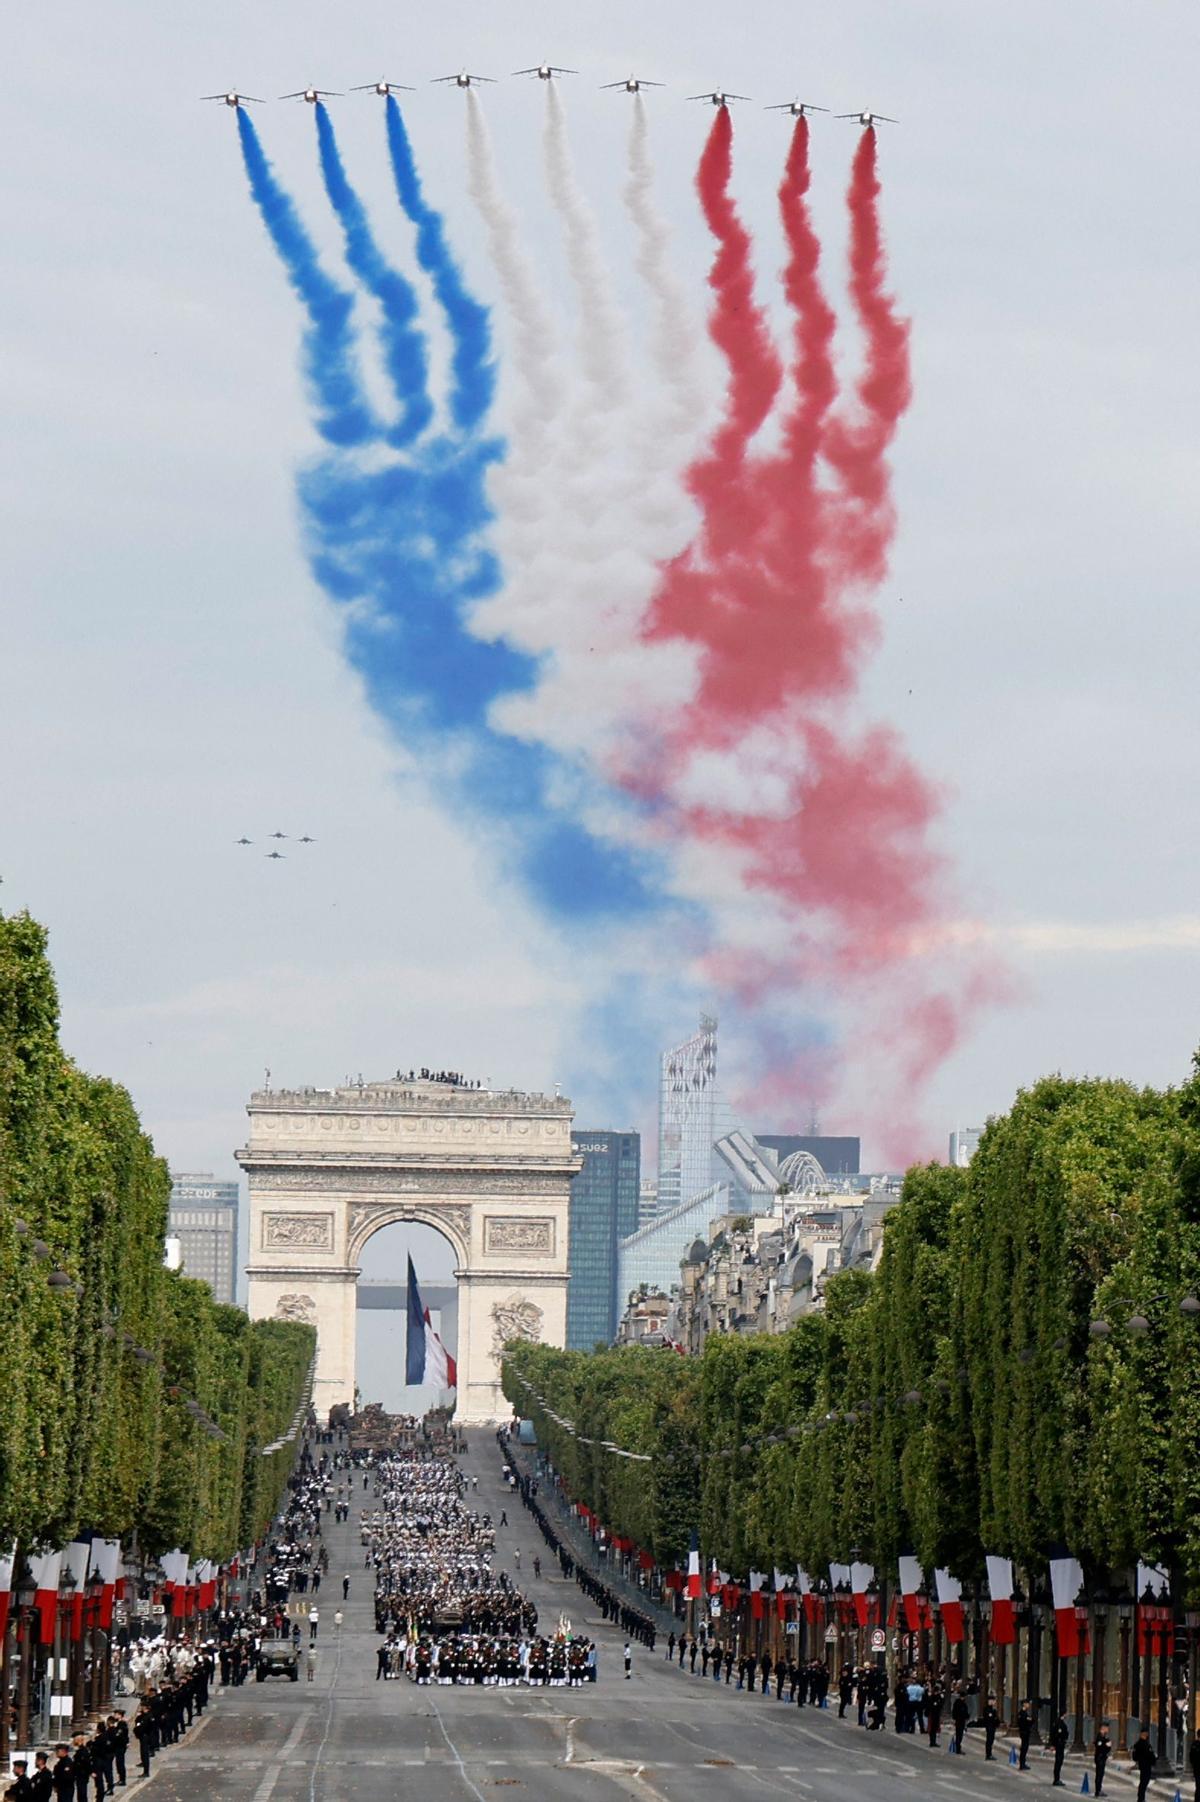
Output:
(265, 851), (286, 860)
(350, 80), (414, 96)
(836, 108), (898, 127)
(201, 91), (264, 108)
(432, 71), (496, 88)
(513, 63), (578, 80)
(600, 76), (664, 93)
(279, 87), (342, 104)
(235, 837), (253, 846)
(269, 831), (288, 841)
(297, 836), (317, 844)
(765, 99), (828, 117)
(688, 89), (751, 107)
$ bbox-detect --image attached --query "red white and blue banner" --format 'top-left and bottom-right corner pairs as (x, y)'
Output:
(986, 1554), (1016, 1645)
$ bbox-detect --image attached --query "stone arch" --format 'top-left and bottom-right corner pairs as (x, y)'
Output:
(347, 1203), (469, 1270)
(239, 1078), (577, 1424)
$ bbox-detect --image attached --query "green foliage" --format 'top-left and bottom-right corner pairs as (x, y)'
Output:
(0, 910), (314, 1559)
(506, 1060), (1200, 1598)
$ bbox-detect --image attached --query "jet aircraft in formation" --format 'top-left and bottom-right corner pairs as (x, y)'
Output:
(688, 89), (751, 107)
(766, 99), (828, 117)
(203, 74), (894, 122)
(513, 63), (578, 80)
(351, 79), (414, 96)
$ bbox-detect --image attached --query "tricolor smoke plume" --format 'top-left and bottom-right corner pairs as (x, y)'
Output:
(314, 104), (432, 447)
(236, 111), (376, 447)
(543, 83), (628, 405)
(240, 106), (661, 923)
(384, 95), (495, 433)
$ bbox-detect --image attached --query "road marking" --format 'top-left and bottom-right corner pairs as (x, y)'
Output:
(428, 1698), (491, 1802)
(251, 1714), (308, 1802)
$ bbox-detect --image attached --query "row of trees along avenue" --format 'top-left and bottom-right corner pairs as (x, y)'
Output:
(503, 1059), (1200, 1762)
(0, 911), (314, 1744)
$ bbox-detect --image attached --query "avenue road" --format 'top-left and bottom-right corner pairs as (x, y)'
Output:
(139, 1437), (1101, 1802)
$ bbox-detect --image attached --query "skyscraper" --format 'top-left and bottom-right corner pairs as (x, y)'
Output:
(567, 1131), (641, 1349)
(168, 1172), (238, 1304)
(657, 1015), (717, 1214)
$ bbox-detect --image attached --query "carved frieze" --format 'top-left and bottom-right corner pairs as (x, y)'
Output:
(491, 1295), (544, 1358)
(273, 1293), (317, 1324)
(248, 1168), (564, 1198)
(485, 1216), (555, 1256)
(261, 1212), (334, 1251)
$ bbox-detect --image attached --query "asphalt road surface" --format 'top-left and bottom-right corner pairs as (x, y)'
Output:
(140, 1435), (1147, 1802)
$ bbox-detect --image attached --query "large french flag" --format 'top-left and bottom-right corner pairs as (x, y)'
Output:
(29, 1550), (62, 1645)
(405, 1255), (457, 1390)
(685, 1530), (702, 1600)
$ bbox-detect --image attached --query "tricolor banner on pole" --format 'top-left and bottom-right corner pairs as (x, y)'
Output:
(29, 1550), (62, 1645)
(0, 1543), (15, 1642)
(850, 1561), (875, 1627)
(898, 1554), (924, 1634)
(686, 1530), (702, 1600)
(749, 1570), (767, 1619)
(1049, 1555), (1085, 1657)
(986, 1554), (1016, 1645)
(62, 1539), (92, 1642)
(935, 1568), (964, 1643)
(94, 1540), (121, 1629)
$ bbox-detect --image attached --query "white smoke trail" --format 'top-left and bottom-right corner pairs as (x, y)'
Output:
(467, 84), (698, 765)
(543, 83), (629, 406)
(463, 91), (559, 439)
(624, 94), (706, 432)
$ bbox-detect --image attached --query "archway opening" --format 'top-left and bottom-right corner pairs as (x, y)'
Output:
(355, 1220), (459, 1415)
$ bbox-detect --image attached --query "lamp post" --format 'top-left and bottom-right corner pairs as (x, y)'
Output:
(1116, 1587), (1134, 1753)
(1091, 1588), (1109, 1750)
(1071, 1585), (1089, 1753)
(1027, 1586), (1048, 1743)
(13, 1575), (36, 1754)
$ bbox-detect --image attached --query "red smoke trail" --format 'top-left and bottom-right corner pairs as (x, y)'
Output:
(642, 108), (782, 666)
(621, 117), (992, 1134)
(822, 127), (913, 586)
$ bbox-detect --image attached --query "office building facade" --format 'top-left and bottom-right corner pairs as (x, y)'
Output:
(168, 1172), (238, 1304)
(567, 1131), (641, 1349)
(657, 1015), (718, 1215)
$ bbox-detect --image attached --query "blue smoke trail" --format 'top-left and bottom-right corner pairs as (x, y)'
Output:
(385, 95), (495, 431)
(236, 109), (376, 447)
(313, 105), (433, 447)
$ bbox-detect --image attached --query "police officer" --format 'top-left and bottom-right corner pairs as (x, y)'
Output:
(1130, 1728), (1155, 1802)
(30, 1755), (53, 1802)
(50, 1748), (73, 1802)
(70, 1734), (92, 1802)
(1094, 1722), (1112, 1796)
(1050, 1709), (1069, 1786)
(1017, 1701), (1033, 1770)
(8, 1761), (33, 1802)
(982, 1694), (1001, 1760)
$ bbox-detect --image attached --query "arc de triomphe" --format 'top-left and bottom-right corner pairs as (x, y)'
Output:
(237, 1076), (579, 1425)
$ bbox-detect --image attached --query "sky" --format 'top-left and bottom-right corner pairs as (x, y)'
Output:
(4, 0), (1200, 1285)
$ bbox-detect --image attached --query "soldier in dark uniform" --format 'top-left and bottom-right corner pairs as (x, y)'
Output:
(982, 1695), (1001, 1760)
(838, 1665), (853, 1717)
(928, 1679), (945, 1747)
(951, 1689), (970, 1754)
(109, 1713), (129, 1788)
(1131, 1728), (1155, 1802)
(31, 1754), (53, 1802)
(132, 1707), (153, 1780)
(88, 1722), (111, 1800)
(51, 1748), (73, 1802)
(1051, 1710), (1069, 1786)
(70, 1734), (92, 1802)
(1016, 1701), (1033, 1769)
(8, 1761), (33, 1802)
(1094, 1722), (1112, 1795)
